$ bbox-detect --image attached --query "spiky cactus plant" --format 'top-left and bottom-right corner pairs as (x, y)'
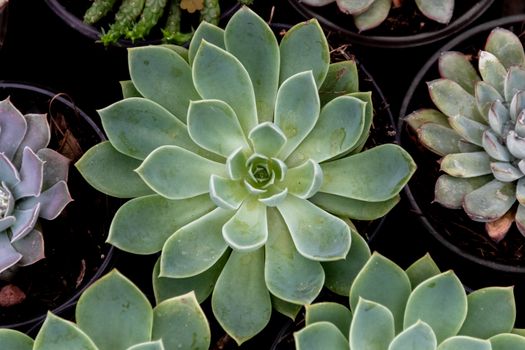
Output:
(0, 97), (72, 276)
(300, 0), (454, 32)
(406, 28), (525, 242)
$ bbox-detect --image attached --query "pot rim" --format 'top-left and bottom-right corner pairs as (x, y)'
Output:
(0, 80), (115, 330)
(397, 15), (525, 274)
(287, 0), (495, 48)
(44, 0), (241, 48)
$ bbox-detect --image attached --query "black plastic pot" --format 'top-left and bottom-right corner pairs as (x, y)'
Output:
(44, 0), (241, 47)
(398, 15), (525, 311)
(0, 81), (114, 332)
(287, 0), (495, 48)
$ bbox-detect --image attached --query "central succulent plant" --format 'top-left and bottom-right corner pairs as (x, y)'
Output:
(406, 28), (525, 242)
(0, 97), (72, 276)
(77, 7), (415, 343)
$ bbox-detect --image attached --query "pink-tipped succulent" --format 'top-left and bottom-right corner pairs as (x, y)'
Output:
(0, 97), (72, 276)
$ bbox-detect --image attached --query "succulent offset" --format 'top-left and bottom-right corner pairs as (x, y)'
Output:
(76, 7), (415, 343)
(300, 0), (455, 32)
(0, 97), (72, 276)
(0, 269), (210, 350)
(406, 28), (525, 241)
(295, 253), (525, 350)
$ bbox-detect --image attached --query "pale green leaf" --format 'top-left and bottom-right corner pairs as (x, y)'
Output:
(305, 302), (352, 339)
(405, 254), (441, 289)
(76, 141), (153, 198)
(478, 51), (506, 98)
(440, 152), (491, 178)
(281, 160), (322, 199)
(127, 341), (164, 350)
(438, 51), (480, 94)
(485, 28), (525, 69)
(265, 208), (325, 304)
(34, 313), (98, 350)
(0, 329), (34, 350)
(209, 175), (247, 210)
(188, 22), (225, 65)
(350, 298), (395, 350)
(416, 0), (454, 24)
(120, 80), (142, 98)
(337, 0), (374, 14)
(405, 108), (450, 130)
(415, 123), (462, 156)
(212, 249), (272, 345)
(319, 61), (359, 105)
(463, 180), (516, 222)
(310, 192), (400, 220)
(389, 321), (437, 350)
(436, 336), (491, 350)
(76, 270), (153, 350)
(428, 79), (484, 122)
(504, 67), (525, 102)
(223, 197), (268, 251)
(108, 194), (215, 254)
(295, 322), (349, 350)
(248, 122), (287, 158)
(490, 333), (525, 350)
(354, 0), (392, 32)
(271, 295), (303, 320)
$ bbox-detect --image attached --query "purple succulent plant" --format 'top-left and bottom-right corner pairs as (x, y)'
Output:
(0, 97), (72, 276)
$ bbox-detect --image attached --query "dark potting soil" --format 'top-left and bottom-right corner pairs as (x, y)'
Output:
(0, 91), (114, 328)
(298, 0), (482, 37)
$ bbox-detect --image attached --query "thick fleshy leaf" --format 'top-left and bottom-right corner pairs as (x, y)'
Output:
(416, 0), (453, 23)
(416, 123), (462, 156)
(287, 96), (366, 166)
(209, 175), (247, 210)
(13, 147), (43, 199)
(248, 123), (287, 158)
(504, 67), (525, 102)
(319, 61), (359, 105)
(0, 233), (22, 273)
(459, 287), (516, 339)
(153, 253), (228, 304)
(305, 302), (352, 338)
(129, 46), (200, 122)
(350, 252), (411, 333)
(405, 254), (441, 289)
(482, 130), (511, 162)
(428, 79), (484, 122)
(38, 149), (69, 191)
(476, 81), (504, 120)
(275, 71), (320, 159)
(12, 229), (45, 266)
(434, 175), (492, 209)
(136, 145), (226, 200)
(448, 115), (487, 146)
(320, 144), (416, 201)
(295, 322), (349, 350)
(271, 295), (302, 320)
(516, 204), (525, 235)
(188, 21), (225, 65)
(33, 313), (98, 350)
(160, 208), (232, 278)
(322, 228), (371, 296)
(222, 197), (267, 251)
(348, 91), (373, 153)
(13, 113), (50, 166)
(280, 160), (322, 199)
(259, 187), (288, 207)
(463, 180), (516, 222)
(279, 19), (329, 87)
(404, 271), (467, 343)
(436, 336), (491, 350)
(18, 181), (71, 220)
(108, 194), (215, 254)
(99, 98), (207, 161)
(225, 7), (279, 123)
(337, 0), (374, 14)
(193, 41), (257, 136)
(0, 329), (34, 350)
(389, 321), (437, 350)
(212, 249), (271, 345)
(76, 142), (153, 198)
(490, 333), (525, 350)
(440, 152), (491, 178)
(350, 298), (395, 350)
(405, 108), (450, 130)
(506, 130), (525, 159)
(187, 100), (248, 157)
(152, 292), (210, 350)
(120, 80), (142, 98)
(510, 91), (525, 123)
(439, 51), (479, 94)
(76, 270), (153, 350)
(0, 98), (27, 160)
(0, 153), (19, 187)
(485, 28), (525, 69)
(10, 204), (40, 242)
(517, 178), (525, 205)
(491, 161), (523, 182)
(354, 0), (392, 32)
(277, 194), (350, 261)
(265, 208), (324, 304)
(127, 341), (164, 350)
(489, 100), (510, 137)
(478, 51), (507, 97)
(310, 192), (400, 220)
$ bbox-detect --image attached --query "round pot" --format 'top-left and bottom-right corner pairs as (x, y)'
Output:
(398, 15), (525, 300)
(0, 81), (114, 332)
(44, 0), (241, 47)
(287, 0), (495, 48)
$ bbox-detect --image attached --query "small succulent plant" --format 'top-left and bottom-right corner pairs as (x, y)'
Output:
(301, 0), (454, 32)
(406, 28), (525, 242)
(0, 97), (72, 276)
(295, 253), (525, 350)
(77, 7), (415, 343)
(0, 269), (210, 350)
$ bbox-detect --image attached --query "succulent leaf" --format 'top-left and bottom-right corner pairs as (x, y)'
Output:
(222, 197), (268, 251)
(0, 329), (34, 350)
(33, 313), (98, 350)
(434, 174), (491, 209)
(440, 152), (491, 177)
(490, 333), (525, 349)
(448, 115), (487, 146)
(416, 123), (462, 156)
(478, 51), (507, 97)
(0, 98), (27, 160)
(415, 0), (453, 24)
(310, 192), (400, 220)
(188, 21), (225, 65)
(475, 81), (504, 119)
(428, 79), (484, 123)
(405, 253), (441, 289)
(463, 180), (515, 222)
(439, 52), (479, 94)
(349, 298), (395, 350)
(405, 108), (450, 130)
(485, 28), (525, 69)
(319, 61), (359, 105)
(305, 302), (352, 338)
(389, 321), (437, 350)
(353, 0), (392, 32)
(295, 322), (349, 350)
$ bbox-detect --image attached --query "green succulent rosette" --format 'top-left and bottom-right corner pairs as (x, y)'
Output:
(406, 28), (525, 242)
(77, 7), (415, 343)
